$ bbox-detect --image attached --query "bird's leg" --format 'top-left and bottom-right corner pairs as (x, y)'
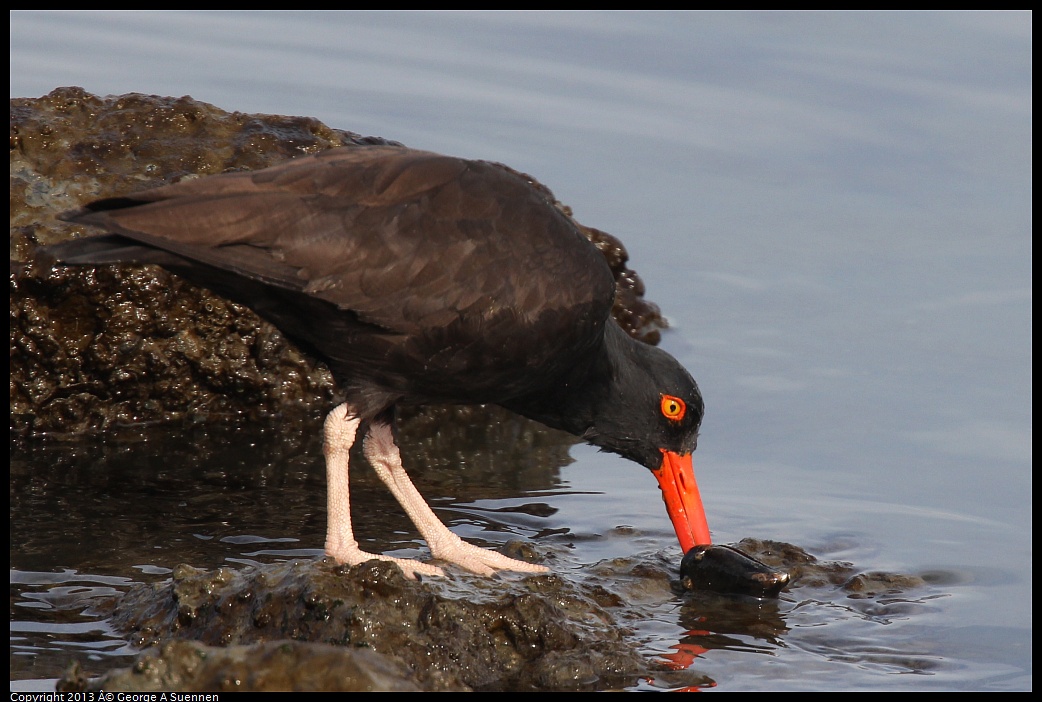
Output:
(323, 403), (445, 579)
(363, 421), (549, 576)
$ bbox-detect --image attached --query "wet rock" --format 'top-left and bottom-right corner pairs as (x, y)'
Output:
(88, 558), (648, 691)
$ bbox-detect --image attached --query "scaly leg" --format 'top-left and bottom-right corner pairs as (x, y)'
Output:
(363, 420), (548, 576)
(323, 403), (445, 579)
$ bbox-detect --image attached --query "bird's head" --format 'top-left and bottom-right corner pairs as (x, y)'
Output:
(580, 329), (711, 552)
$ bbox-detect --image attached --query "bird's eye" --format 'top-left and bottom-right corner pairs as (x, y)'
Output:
(660, 395), (686, 422)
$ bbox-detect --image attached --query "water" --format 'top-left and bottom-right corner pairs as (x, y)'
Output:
(10, 10), (1032, 690)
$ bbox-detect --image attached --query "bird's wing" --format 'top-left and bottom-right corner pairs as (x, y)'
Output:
(59, 146), (616, 398)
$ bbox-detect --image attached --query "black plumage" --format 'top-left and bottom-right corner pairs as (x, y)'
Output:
(48, 145), (710, 577)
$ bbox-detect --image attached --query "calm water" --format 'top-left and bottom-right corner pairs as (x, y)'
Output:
(10, 10), (1032, 691)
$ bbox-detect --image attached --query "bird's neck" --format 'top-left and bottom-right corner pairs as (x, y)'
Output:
(502, 320), (634, 440)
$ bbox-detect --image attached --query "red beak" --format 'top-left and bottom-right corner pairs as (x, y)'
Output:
(653, 450), (711, 552)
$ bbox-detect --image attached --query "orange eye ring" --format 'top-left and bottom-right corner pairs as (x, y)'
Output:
(660, 394), (686, 422)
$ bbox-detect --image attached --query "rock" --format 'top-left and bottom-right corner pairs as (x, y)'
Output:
(84, 558), (648, 691)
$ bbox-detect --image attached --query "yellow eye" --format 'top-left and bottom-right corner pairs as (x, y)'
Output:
(660, 394), (686, 422)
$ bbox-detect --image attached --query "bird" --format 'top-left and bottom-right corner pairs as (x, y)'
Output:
(46, 145), (710, 578)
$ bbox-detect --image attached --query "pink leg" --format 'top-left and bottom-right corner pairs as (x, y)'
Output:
(363, 421), (549, 577)
(323, 403), (445, 579)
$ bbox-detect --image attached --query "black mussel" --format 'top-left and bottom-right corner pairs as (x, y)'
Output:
(680, 544), (790, 598)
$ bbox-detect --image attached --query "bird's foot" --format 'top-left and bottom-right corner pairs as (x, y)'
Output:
(427, 533), (549, 577)
(325, 541), (445, 579)
(327, 540), (547, 579)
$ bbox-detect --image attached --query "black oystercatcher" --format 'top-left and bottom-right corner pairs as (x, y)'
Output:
(48, 146), (710, 578)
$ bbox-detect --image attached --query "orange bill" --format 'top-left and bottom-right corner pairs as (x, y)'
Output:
(654, 449), (711, 552)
